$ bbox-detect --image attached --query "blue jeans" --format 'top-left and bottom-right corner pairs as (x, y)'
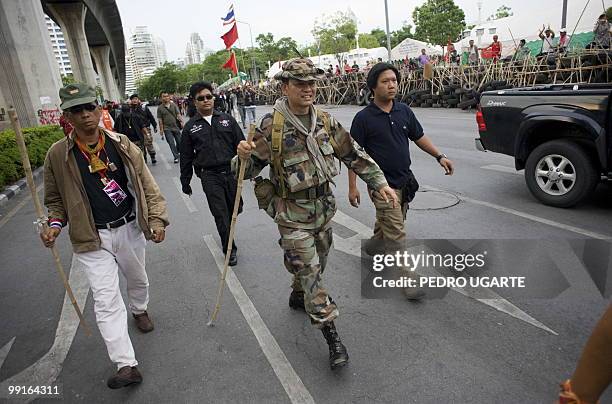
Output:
(164, 128), (181, 159)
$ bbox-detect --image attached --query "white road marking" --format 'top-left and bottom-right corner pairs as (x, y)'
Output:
(203, 235), (315, 404)
(331, 209), (558, 335)
(0, 184), (44, 230)
(153, 143), (174, 171)
(0, 337), (15, 370)
(0, 257), (90, 401)
(172, 177), (198, 213)
(481, 164), (521, 175)
(423, 185), (611, 240)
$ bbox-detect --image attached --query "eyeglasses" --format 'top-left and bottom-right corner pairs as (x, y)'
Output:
(67, 104), (97, 113)
(196, 94), (214, 101)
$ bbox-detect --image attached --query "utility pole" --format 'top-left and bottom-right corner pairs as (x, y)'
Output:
(561, 0), (568, 28)
(237, 20), (257, 82)
(384, 0), (392, 62)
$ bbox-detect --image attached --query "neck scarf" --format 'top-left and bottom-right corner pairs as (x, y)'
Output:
(75, 129), (107, 173)
(273, 97), (335, 185)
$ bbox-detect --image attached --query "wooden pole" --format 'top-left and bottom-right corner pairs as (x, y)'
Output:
(8, 109), (92, 336)
(207, 123), (256, 326)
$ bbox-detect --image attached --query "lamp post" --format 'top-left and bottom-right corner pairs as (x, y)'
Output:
(384, 0), (392, 62)
(237, 20), (258, 82)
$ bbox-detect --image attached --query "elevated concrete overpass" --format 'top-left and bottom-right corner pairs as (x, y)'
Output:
(0, 0), (126, 128)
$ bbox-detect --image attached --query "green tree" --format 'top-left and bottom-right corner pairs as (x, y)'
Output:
(412, 0), (466, 46)
(370, 28), (388, 47)
(606, 7), (612, 21)
(312, 11), (358, 54)
(256, 33), (299, 64)
(61, 73), (75, 87)
(488, 5), (513, 21)
(391, 23), (414, 47)
(357, 33), (380, 49)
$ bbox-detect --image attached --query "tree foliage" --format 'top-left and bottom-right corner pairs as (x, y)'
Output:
(412, 0), (466, 46)
(311, 11), (358, 54)
(391, 23), (415, 47)
(256, 33), (298, 63)
(488, 5), (513, 21)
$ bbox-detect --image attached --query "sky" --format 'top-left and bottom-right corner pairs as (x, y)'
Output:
(115, 0), (608, 61)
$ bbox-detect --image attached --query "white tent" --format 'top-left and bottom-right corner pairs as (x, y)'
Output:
(391, 38), (443, 60)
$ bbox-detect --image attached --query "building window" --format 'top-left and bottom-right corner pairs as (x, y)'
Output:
(489, 28), (496, 34)
(476, 28), (484, 36)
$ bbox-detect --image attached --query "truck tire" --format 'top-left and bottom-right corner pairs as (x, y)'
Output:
(524, 140), (599, 208)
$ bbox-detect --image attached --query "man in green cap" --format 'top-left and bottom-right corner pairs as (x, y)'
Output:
(234, 58), (398, 370)
(40, 83), (169, 388)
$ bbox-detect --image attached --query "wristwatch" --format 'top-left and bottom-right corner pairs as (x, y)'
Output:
(436, 153), (447, 162)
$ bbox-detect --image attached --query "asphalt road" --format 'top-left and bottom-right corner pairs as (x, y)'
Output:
(0, 105), (610, 403)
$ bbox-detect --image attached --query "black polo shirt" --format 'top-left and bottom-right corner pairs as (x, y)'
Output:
(72, 135), (134, 224)
(350, 100), (424, 189)
(180, 110), (244, 183)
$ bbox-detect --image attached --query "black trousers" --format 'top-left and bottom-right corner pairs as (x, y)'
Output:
(201, 171), (243, 254)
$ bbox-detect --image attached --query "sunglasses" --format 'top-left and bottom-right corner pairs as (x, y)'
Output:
(196, 94), (214, 101)
(67, 103), (97, 113)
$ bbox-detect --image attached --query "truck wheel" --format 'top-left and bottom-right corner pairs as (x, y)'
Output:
(524, 140), (599, 207)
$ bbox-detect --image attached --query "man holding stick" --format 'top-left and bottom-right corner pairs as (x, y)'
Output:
(234, 58), (397, 370)
(41, 83), (169, 389)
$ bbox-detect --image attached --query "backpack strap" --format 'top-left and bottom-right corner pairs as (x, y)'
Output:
(316, 108), (342, 173)
(271, 111), (287, 198)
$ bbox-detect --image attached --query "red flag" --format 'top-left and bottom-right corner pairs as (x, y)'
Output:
(222, 51), (238, 75)
(221, 23), (238, 49)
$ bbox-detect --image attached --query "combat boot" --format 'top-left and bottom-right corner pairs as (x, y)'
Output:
(288, 290), (305, 310)
(321, 322), (349, 370)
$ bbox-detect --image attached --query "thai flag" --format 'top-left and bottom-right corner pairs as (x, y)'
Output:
(221, 5), (235, 25)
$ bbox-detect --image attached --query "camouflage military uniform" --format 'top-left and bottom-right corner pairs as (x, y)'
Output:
(231, 60), (388, 328)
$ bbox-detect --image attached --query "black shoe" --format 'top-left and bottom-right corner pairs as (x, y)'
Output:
(228, 251), (237, 266)
(321, 322), (349, 370)
(289, 290), (305, 311)
(107, 366), (142, 389)
(173, 158), (179, 163)
(151, 156), (157, 165)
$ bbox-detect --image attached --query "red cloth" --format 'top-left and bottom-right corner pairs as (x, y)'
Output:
(222, 51), (238, 75)
(491, 42), (501, 58)
(221, 23), (238, 49)
(59, 115), (73, 137)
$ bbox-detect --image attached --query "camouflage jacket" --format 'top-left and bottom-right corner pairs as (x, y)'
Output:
(232, 108), (387, 229)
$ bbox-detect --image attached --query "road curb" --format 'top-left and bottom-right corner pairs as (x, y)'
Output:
(0, 167), (43, 206)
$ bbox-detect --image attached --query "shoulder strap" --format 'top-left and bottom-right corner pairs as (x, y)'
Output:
(271, 111), (287, 198)
(316, 108), (342, 173)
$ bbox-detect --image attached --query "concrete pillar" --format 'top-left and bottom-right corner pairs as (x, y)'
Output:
(0, 0), (63, 128)
(46, 3), (97, 88)
(110, 66), (123, 101)
(90, 45), (120, 102)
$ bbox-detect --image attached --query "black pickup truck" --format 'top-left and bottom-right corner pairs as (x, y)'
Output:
(475, 83), (612, 207)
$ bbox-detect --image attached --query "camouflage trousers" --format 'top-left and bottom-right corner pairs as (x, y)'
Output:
(143, 131), (155, 158)
(278, 223), (338, 328)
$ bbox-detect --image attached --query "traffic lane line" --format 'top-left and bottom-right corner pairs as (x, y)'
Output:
(172, 177), (198, 213)
(203, 235), (315, 404)
(423, 185), (611, 240)
(0, 184), (43, 230)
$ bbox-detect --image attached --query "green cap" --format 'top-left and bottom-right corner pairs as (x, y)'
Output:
(59, 83), (97, 110)
(274, 58), (325, 81)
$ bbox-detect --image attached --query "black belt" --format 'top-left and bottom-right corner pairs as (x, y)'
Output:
(201, 165), (232, 175)
(285, 183), (330, 200)
(95, 214), (136, 230)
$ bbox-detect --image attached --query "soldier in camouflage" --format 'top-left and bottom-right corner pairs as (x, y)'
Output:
(233, 58), (398, 370)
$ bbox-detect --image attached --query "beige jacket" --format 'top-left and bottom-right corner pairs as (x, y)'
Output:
(43, 129), (169, 253)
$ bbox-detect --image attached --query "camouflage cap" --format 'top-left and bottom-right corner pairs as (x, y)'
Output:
(274, 58), (325, 81)
(59, 83), (97, 110)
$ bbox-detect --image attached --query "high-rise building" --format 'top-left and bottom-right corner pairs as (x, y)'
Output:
(124, 50), (137, 98)
(185, 32), (205, 65)
(127, 26), (159, 82)
(153, 36), (168, 66)
(45, 15), (72, 77)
